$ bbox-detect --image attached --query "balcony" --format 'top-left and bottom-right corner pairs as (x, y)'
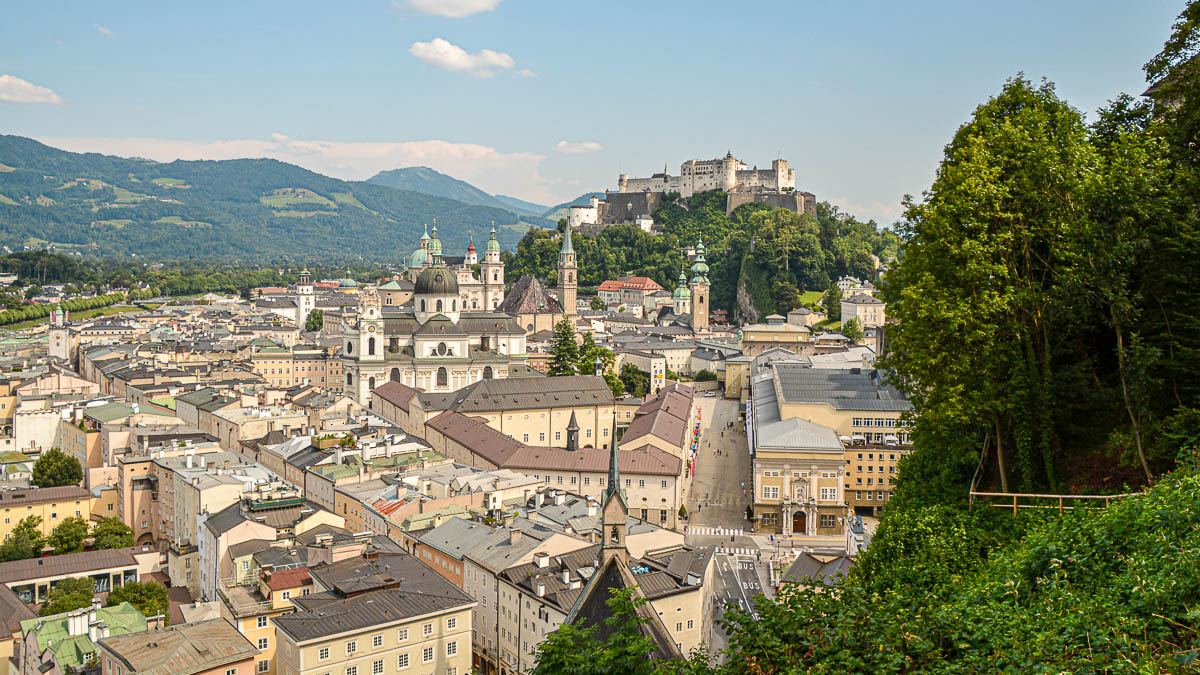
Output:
(217, 578), (274, 618)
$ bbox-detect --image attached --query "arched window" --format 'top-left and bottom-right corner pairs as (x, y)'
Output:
(368, 376), (375, 390)
(699, 295), (705, 305)
(436, 367), (448, 388)
(436, 299), (443, 312)
(368, 337), (375, 355)
(492, 272), (498, 281)
(452, 299), (457, 311)
(421, 299), (426, 312)
(346, 372), (353, 386)
(390, 368), (401, 382)
(483, 366), (493, 380)
(610, 526), (620, 544)
(568, 272), (574, 283)
(346, 342), (353, 354)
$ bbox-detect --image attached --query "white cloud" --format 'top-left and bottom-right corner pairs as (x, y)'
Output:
(515, 68), (537, 78)
(398, 0), (500, 18)
(94, 24), (113, 37)
(36, 134), (572, 205)
(0, 75), (63, 104)
(409, 37), (515, 77)
(554, 140), (603, 155)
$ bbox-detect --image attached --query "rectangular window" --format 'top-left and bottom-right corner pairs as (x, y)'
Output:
(638, 479), (645, 487)
(556, 476), (562, 484)
(227, 670), (238, 675)
(820, 487), (836, 501)
(625, 479), (630, 487)
(447, 641), (457, 656)
(257, 638), (269, 650)
(583, 477), (590, 485)
(423, 647), (434, 663)
(281, 590), (291, 600)
(675, 622), (683, 632)
(660, 480), (667, 489)
(397, 654), (409, 669)
(372, 635), (383, 649)
(555, 431), (561, 441)
(346, 641), (357, 655)
(522, 434), (529, 442)
(539, 432), (545, 442)
(423, 623), (433, 637)
(820, 514), (835, 528)
(372, 660), (384, 675)
(319, 648), (330, 660)
(586, 429), (592, 438)
(257, 660), (269, 673)
(446, 617), (456, 630)
(866, 491), (873, 500)
(346, 668), (357, 675)
(256, 616), (268, 629)
(570, 476), (577, 485)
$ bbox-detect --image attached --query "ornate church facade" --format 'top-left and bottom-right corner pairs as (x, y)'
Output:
(343, 228), (527, 404)
(404, 222), (505, 311)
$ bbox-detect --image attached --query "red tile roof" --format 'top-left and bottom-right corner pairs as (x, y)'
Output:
(264, 567), (311, 591)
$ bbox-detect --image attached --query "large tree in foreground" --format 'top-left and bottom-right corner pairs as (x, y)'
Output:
(547, 318), (580, 376)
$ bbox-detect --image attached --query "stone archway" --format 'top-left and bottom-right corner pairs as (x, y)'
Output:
(792, 511), (807, 536)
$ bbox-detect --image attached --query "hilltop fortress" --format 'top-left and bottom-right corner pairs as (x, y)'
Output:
(571, 152), (817, 234)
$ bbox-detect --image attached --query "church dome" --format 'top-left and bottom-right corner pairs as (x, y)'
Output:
(339, 270), (358, 288)
(408, 248), (430, 269)
(414, 266), (459, 296)
(673, 284), (691, 299)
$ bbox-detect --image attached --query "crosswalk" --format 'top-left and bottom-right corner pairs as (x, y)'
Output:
(715, 547), (758, 556)
(687, 526), (744, 536)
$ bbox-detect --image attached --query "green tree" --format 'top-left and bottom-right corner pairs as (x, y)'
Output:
(619, 364), (649, 399)
(48, 516), (88, 555)
(92, 517), (134, 550)
(304, 308), (323, 333)
(548, 318), (580, 376)
(32, 448), (83, 488)
(590, 296), (606, 311)
(531, 587), (707, 674)
(823, 280), (841, 320)
(577, 333), (623, 397)
(841, 317), (864, 343)
(694, 370), (717, 382)
(0, 515), (45, 562)
(107, 580), (169, 621)
(39, 577), (94, 616)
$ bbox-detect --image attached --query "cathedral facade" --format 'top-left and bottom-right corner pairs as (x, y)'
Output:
(343, 230), (527, 404)
(405, 223), (505, 311)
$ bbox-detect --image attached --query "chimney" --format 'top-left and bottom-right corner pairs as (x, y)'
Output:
(224, 460), (230, 470)
(199, 455), (206, 468)
(555, 492), (565, 506)
(185, 454), (193, 469)
(587, 500), (597, 517)
(508, 529), (521, 545)
(536, 582), (545, 597)
(534, 552), (549, 568)
(534, 492), (544, 508)
(561, 568), (569, 585)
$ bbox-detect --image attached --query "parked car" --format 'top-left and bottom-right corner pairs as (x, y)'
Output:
(704, 391), (717, 397)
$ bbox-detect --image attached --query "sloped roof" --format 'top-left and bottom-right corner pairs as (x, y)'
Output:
(99, 618), (257, 675)
(497, 276), (562, 314)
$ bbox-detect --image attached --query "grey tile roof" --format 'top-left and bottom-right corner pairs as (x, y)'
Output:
(417, 374), (613, 413)
(773, 364), (911, 412)
(99, 618), (257, 675)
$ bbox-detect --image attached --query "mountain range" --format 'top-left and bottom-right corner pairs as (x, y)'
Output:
(0, 136), (551, 262)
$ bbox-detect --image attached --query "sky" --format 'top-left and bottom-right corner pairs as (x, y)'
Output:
(0, 0), (1187, 223)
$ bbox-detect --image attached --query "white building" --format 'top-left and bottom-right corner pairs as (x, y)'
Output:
(618, 153), (795, 198)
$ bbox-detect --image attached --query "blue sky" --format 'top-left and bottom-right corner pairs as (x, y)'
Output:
(0, 0), (1186, 222)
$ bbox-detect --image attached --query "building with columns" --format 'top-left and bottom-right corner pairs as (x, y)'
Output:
(748, 365), (848, 537)
(341, 243), (527, 404)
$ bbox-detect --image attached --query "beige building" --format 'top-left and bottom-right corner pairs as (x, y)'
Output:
(845, 444), (911, 515)
(767, 364), (913, 443)
(0, 486), (92, 542)
(98, 618), (258, 675)
(219, 566), (313, 675)
(748, 370), (847, 536)
(841, 293), (886, 330)
(273, 552), (475, 675)
(740, 315), (813, 357)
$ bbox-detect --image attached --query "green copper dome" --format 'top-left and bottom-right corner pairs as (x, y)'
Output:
(408, 247), (430, 269)
(689, 238), (709, 283)
(673, 267), (691, 299)
(428, 224), (443, 258)
(486, 223), (501, 252)
(419, 223), (430, 242)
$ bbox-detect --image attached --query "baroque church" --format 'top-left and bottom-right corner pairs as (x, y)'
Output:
(650, 237), (711, 333)
(343, 221), (580, 404)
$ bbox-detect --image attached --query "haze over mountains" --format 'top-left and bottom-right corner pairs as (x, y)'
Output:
(0, 136), (605, 262)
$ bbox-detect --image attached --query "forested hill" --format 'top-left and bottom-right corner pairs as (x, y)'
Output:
(505, 191), (899, 320)
(0, 135), (531, 261)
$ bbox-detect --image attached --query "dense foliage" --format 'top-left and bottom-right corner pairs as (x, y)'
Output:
(0, 136), (533, 261)
(48, 516), (88, 555)
(0, 516), (45, 562)
(92, 517), (134, 550)
(40, 577), (95, 616)
(32, 448), (83, 487)
(506, 192), (898, 320)
(107, 580), (169, 621)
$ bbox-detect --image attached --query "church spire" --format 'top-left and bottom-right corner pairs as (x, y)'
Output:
(560, 222), (574, 258)
(606, 440), (621, 503)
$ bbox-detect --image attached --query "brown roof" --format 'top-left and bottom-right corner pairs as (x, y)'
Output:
(497, 276), (562, 315)
(99, 618), (257, 675)
(0, 547), (140, 584)
(264, 567), (311, 591)
(428, 411), (679, 476)
(0, 485), (90, 507)
(372, 380), (422, 413)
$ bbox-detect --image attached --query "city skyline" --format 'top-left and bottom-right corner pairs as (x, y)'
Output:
(1, 0), (1185, 223)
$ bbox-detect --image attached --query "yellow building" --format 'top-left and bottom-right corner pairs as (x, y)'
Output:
(739, 316), (813, 357)
(0, 486), (92, 541)
(845, 445), (912, 514)
(273, 552), (475, 675)
(219, 566), (313, 675)
(748, 369), (847, 536)
(769, 364), (912, 443)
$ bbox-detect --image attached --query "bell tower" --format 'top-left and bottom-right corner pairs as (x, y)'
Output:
(297, 268), (315, 331)
(689, 237), (710, 333)
(557, 224), (578, 320)
(481, 223), (505, 310)
(600, 439), (628, 565)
